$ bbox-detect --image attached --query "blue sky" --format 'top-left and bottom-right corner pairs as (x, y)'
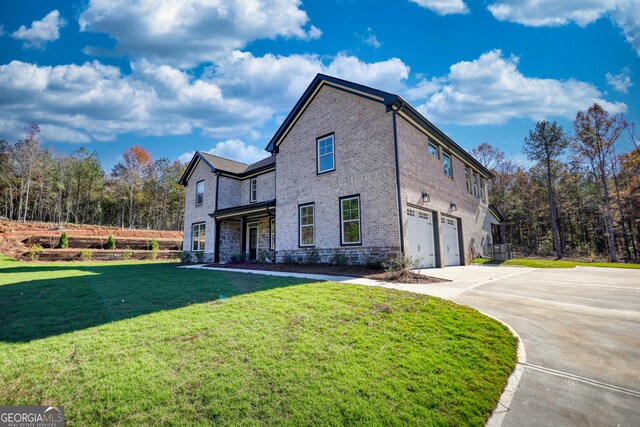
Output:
(1, 0), (638, 168)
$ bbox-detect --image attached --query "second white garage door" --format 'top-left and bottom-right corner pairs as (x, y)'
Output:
(441, 216), (461, 266)
(407, 208), (436, 268)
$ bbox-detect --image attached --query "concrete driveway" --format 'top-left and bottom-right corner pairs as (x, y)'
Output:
(410, 265), (640, 426)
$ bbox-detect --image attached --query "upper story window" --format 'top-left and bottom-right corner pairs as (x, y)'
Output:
(196, 180), (204, 205)
(428, 142), (439, 158)
(250, 177), (257, 203)
(317, 134), (335, 174)
(465, 167), (472, 194)
(299, 203), (315, 246)
(472, 172), (479, 197)
(340, 195), (361, 245)
(443, 153), (452, 178)
(192, 223), (205, 251)
(480, 177), (486, 202)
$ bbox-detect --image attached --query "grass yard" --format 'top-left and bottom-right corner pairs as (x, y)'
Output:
(472, 257), (640, 269)
(0, 257), (517, 426)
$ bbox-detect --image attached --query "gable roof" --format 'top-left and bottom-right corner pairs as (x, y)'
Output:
(179, 151), (275, 186)
(264, 73), (493, 178)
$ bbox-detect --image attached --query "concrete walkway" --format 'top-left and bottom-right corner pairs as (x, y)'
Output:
(183, 263), (640, 426)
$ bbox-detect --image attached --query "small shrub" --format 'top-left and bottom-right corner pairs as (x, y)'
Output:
(28, 244), (43, 261)
(106, 235), (116, 250)
(80, 249), (92, 261)
(194, 251), (205, 263)
(330, 251), (348, 266)
(383, 254), (421, 273)
(58, 232), (69, 249)
(149, 239), (160, 251)
(229, 253), (248, 263)
(305, 248), (321, 264)
(366, 256), (384, 270)
(282, 251), (297, 264)
(122, 248), (133, 260)
(180, 251), (192, 263)
(150, 249), (160, 260)
(257, 249), (271, 263)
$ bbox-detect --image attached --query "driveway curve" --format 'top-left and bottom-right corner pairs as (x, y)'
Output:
(414, 265), (640, 426)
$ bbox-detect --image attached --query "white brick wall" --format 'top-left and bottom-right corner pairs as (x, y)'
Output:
(182, 159), (217, 259)
(396, 115), (492, 265)
(275, 85), (401, 262)
(239, 170), (276, 205)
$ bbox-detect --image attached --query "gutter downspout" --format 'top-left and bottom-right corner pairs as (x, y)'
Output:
(214, 172), (221, 263)
(392, 101), (406, 255)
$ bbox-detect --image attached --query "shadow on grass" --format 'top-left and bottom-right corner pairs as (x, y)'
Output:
(0, 262), (319, 343)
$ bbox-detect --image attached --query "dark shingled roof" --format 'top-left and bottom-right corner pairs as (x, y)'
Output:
(243, 155), (275, 174)
(199, 152), (248, 174)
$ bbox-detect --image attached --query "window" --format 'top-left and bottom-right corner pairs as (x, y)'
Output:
(270, 218), (276, 250)
(250, 177), (257, 203)
(465, 167), (472, 194)
(472, 172), (479, 197)
(317, 134), (335, 174)
(299, 204), (315, 246)
(195, 180), (204, 205)
(192, 223), (205, 251)
(340, 195), (361, 245)
(480, 177), (486, 202)
(428, 142), (439, 158)
(443, 153), (452, 178)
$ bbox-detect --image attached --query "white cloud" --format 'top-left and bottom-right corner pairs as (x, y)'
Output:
(212, 51), (410, 112)
(78, 0), (321, 68)
(409, 0), (469, 15)
(0, 52), (410, 144)
(416, 50), (627, 125)
(359, 27), (381, 49)
(11, 10), (66, 48)
(178, 139), (266, 164)
(606, 66), (633, 93)
(0, 60), (271, 143)
(487, 0), (640, 56)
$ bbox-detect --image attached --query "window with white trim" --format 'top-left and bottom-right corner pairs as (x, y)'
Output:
(465, 167), (472, 194)
(192, 223), (205, 251)
(196, 180), (204, 205)
(317, 134), (335, 174)
(340, 196), (361, 245)
(299, 204), (315, 246)
(270, 218), (275, 250)
(428, 142), (439, 158)
(472, 172), (479, 197)
(443, 153), (452, 178)
(480, 177), (486, 202)
(250, 177), (257, 203)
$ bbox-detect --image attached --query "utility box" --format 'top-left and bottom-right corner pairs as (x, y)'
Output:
(488, 243), (512, 261)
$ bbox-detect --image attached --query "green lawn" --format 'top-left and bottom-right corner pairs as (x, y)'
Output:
(472, 257), (640, 269)
(0, 258), (517, 426)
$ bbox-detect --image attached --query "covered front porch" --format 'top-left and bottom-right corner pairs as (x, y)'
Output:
(211, 200), (275, 263)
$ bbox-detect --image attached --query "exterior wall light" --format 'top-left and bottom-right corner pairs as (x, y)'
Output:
(450, 203), (457, 212)
(422, 192), (430, 203)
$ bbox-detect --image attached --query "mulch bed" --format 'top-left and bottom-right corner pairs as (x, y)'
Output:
(206, 262), (450, 284)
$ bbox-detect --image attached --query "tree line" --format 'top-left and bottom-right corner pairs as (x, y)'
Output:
(474, 104), (639, 262)
(0, 125), (186, 231)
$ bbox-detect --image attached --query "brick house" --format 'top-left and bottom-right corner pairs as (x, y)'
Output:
(179, 74), (500, 267)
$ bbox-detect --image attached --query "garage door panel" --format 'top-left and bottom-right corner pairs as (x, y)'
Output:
(441, 216), (460, 266)
(407, 208), (436, 268)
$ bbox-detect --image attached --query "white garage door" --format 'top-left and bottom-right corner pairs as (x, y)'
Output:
(407, 208), (436, 268)
(441, 216), (460, 266)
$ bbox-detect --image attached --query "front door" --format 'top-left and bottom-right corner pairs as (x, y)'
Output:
(248, 226), (258, 260)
